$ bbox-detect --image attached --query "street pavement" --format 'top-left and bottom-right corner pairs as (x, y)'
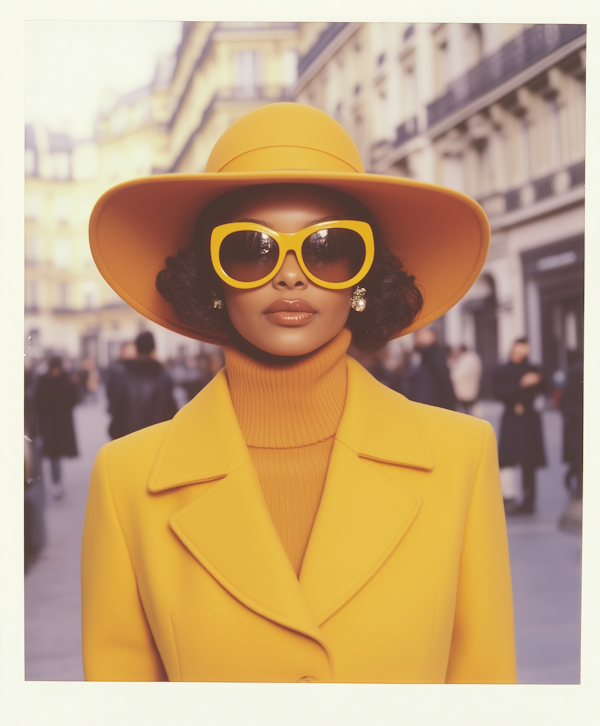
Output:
(24, 390), (581, 683)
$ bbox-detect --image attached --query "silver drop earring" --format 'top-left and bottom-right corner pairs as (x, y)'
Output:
(350, 286), (367, 312)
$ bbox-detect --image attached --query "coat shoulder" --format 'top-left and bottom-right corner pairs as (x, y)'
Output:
(97, 420), (173, 483)
(351, 358), (489, 440)
(344, 359), (492, 471)
(395, 388), (492, 454)
(409, 398), (490, 434)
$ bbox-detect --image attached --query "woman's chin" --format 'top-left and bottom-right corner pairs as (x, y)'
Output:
(234, 325), (342, 359)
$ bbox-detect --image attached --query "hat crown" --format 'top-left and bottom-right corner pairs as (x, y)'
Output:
(205, 102), (365, 174)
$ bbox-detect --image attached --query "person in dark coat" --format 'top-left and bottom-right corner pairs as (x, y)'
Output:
(25, 362), (46, 567)
(33, 356), (79, 499)
(561, 350), (583, 499)
(107, 331), (178, 440)
(403, 327), (456, 410)
(494, 338), (547, 515)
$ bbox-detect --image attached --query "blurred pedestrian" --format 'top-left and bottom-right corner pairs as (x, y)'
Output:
(450, 344), (482, 415)
(494, 338), (547, 515)
(24, 360), (46, 568)
(403, 327), (456, 410)
(107, 331), (178, 440)
(80, 358), (101, 401)
(105, 340), (136, 398)
(120, 341), (138, 361)
(561, 350), (583, 499)
(33, 356), (79, 499)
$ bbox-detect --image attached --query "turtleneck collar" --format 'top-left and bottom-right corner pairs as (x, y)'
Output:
(224, 328), (351, 448)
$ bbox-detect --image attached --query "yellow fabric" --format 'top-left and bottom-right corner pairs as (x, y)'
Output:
(81, 357), (517, 683)
(225, 329), (350, 575)
(206, 104), (365, 173)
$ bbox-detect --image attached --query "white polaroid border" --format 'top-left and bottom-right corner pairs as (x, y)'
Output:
(2, 0), (598, 724)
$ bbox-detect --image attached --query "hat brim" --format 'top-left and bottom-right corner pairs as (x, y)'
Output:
(89, 171), (490, 345)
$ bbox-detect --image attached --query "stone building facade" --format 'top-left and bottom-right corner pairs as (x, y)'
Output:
(295, 22), (585, 395)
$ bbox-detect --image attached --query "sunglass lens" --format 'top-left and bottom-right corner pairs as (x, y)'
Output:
(219, 231), (279, 282)
(301, 228), (366, 283)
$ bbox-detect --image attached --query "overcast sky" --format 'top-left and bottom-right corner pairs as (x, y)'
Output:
(25, 21), (182, 139)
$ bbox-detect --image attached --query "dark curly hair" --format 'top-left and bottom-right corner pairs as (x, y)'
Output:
(156, 185), (423, 352)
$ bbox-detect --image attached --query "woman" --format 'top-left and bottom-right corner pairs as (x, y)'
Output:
(82, 103), (516, 683)
(495, 338), (547, 515)
(34, 356), (79, 499)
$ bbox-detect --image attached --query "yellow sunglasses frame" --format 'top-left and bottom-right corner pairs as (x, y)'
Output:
(210, 219), (375, 290)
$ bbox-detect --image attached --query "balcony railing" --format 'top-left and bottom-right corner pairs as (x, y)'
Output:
(478, 160), (585, 218)
(395, 116), (418, 148)
(568, 160), (585, 186)
(533, 173), (555, 201)
(427, 24), (586, 128)
(298, 23), (349, 77)
(505, 188), (521, 212)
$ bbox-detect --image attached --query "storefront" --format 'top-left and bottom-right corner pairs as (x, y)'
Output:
(521, 234), (584, 387)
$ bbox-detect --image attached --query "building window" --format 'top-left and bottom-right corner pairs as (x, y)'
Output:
(81, 280), (100, 310)
(401, 51), (417, 121)
(55, 194), (70, 222)
(443, 152), (464, 192)
(466, 24), (484, 67)
(25, 235), (41, 265)
(52, 152), (71, 180)
(25, 191), (43, 220)
(73, 143), (99, 181)
(58, 282), (70, 310)
(433, 25), (449, 96)
(546, 96), (563, 170)
(283, 49), (298, 87)
(130, 101), (150, 128)
(235, 51), (263, 95)
(54, 238), (72, 269)
(109, 151), (122, 180)
(518, 115), (531, 183)
(80, 236), (94, 267)
(472, 141), (490, 196)
(111, 109), (127, 135)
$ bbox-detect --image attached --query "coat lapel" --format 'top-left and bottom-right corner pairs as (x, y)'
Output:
(148, 371), (330, 657)
(299, 358), (433, 625)
(147, 357), (435, 644)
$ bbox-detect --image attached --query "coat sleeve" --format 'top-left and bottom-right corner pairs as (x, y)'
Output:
(445, 420), (517, 683)
(81, 444), (167, 681)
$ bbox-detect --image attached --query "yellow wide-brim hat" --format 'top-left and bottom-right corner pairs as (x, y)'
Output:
(89, 102), (490, 345)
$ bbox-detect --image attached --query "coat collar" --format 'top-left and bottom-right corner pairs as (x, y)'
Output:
(148, 356), (433, 494)
(146, 356), (434, 667)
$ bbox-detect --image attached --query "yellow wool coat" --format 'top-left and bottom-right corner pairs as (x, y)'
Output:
(81, 357), (516, 683)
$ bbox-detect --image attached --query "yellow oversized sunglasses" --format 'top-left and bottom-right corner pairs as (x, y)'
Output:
(210, 219), (375, 290)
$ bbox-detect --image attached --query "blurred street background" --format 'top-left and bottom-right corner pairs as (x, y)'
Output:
(24, 21), (584, 683)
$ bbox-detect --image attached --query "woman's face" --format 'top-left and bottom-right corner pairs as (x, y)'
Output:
(219, 185), (360, 357)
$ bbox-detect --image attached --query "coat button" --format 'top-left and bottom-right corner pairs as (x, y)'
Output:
(298, 676), (317, 683)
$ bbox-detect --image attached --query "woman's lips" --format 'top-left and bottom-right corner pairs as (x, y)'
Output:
(263, 299), (317, 326)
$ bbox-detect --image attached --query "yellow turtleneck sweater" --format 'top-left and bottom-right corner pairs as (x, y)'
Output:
(224, 328), (351, 576)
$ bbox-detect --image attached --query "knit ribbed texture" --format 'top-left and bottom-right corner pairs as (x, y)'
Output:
(225, 328), (351, 575)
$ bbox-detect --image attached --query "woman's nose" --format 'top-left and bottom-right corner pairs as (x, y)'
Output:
(272, 251), (308, 290)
